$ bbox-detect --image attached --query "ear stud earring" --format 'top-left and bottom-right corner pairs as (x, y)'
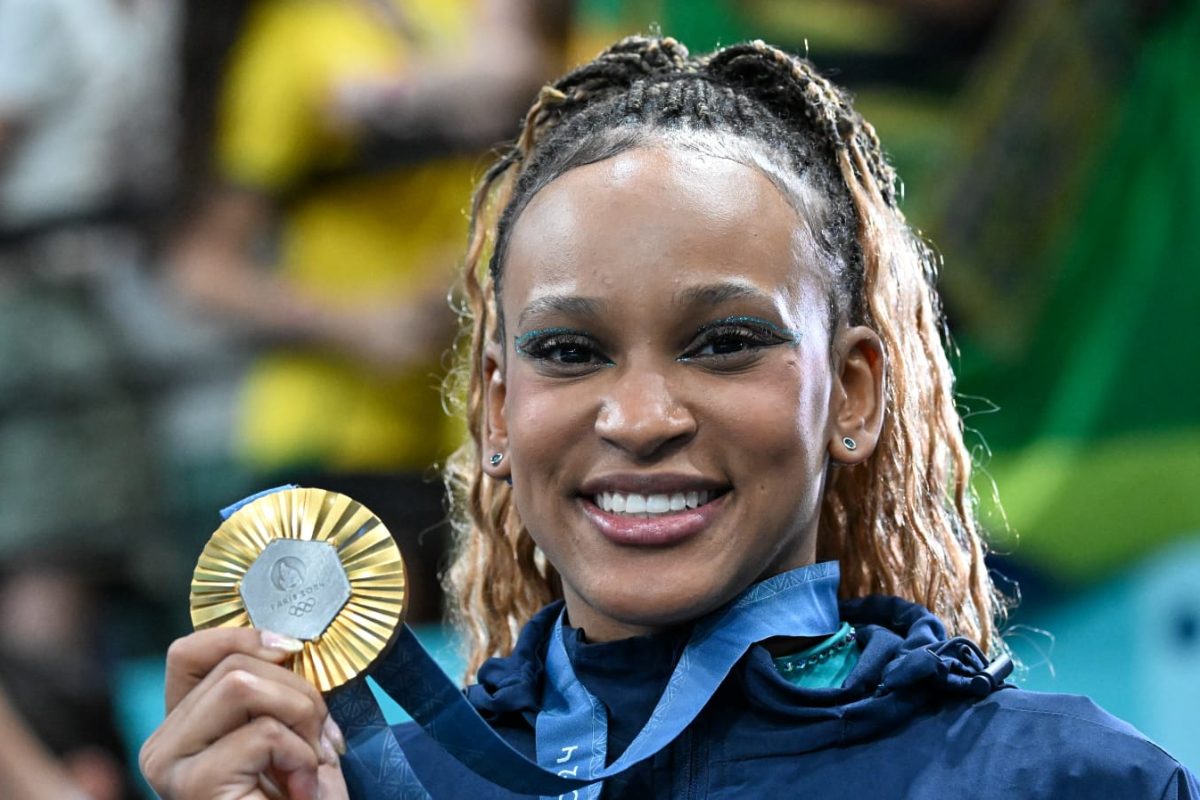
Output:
(489, 453), (504, 466)
(842, 437), (858, 451)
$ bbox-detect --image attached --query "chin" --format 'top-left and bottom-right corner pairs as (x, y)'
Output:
(580, 576), (739, 636)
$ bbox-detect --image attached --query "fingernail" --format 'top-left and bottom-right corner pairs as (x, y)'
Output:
(324, 715), (347, 755)
(261, 630), (305, 653)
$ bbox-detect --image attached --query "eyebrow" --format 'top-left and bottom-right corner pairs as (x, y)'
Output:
(516, 294), (607, 328)
(515, 282), (776, 329)
(673, 281), (777, 308)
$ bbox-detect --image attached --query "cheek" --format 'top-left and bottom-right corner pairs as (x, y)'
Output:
(504, 372), (592, 470)
(734, 359), (832, 547)
(715, 357), (830, 463)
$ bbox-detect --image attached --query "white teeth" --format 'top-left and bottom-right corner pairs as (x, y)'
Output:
(595, 489), (716, 517)
(646, 494), (670, 513)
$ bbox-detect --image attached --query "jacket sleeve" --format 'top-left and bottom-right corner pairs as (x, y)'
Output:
(1160, 765), (1199, 800)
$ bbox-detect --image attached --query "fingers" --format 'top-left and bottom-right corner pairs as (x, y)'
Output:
(165, 628), (305, 711)
(318, 761), (351, 800)
(174, 660), (329, 761)
(143, 627), (349, 800)
(151, 715), (322, 800)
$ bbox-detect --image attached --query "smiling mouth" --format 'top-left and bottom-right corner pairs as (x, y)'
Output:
(593, 490), (723, 519)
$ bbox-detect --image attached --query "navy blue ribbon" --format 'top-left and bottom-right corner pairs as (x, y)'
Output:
(330, 562), (840, 799)
(220, 489), (840, 799)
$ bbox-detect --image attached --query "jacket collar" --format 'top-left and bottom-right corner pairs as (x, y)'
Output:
(467, 594), (1010, 753)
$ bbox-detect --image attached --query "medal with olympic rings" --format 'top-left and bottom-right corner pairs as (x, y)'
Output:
(190, 487), (407, 694)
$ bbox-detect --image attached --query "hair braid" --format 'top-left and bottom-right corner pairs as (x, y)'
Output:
(446, 36), (1007, 677)
(708, 41), (1001, 649)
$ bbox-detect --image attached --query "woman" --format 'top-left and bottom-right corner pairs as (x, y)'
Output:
(140, 37), (1198, 799)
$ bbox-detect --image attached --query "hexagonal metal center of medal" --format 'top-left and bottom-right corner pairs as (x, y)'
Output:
(240, 539), (351, 641)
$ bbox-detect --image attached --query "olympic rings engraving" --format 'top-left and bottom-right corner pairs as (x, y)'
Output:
(289, 597), (317, 616)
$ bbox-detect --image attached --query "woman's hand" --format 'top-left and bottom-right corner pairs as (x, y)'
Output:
(139, 628), (349, 800)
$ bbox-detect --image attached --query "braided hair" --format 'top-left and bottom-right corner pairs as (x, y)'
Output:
(446, 36), (1006, 676)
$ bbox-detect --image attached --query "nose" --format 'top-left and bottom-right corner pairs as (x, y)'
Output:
(594, 366), (696, 459)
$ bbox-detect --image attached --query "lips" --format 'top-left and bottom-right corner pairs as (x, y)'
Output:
(580, 481), (728, 547)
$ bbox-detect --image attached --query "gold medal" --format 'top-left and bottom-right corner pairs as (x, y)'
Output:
(190, 487), (407, 694)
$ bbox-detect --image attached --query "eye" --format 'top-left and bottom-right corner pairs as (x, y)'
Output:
(514, 328), (612, 373)
(680, 317), (798, 363)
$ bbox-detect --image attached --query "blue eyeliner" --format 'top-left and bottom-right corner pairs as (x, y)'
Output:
(514, 327), (591, 356)
(699, 316), (801, 346)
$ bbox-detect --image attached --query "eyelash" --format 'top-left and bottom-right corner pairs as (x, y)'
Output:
(514, 317), (798, 374)
(514, 328), (612, 369)
(680, 317), (798, 361)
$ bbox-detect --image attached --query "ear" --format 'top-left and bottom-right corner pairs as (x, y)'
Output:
(481, 341), (512, 481)
(828, 326), (886, 465)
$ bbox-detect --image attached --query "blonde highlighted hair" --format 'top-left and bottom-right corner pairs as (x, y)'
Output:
(444, 36), (1007, 677)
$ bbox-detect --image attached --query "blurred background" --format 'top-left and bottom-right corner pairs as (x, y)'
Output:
(0, 0), (1195, 796)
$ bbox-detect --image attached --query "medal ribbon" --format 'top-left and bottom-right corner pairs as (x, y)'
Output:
(219, 491), (840, 798)
(332, 561), (840, 799)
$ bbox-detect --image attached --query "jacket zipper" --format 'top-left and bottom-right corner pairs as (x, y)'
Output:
(671, 726), (708, 800)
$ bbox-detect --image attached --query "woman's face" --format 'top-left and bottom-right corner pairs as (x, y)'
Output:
(484, 145), (882, 641)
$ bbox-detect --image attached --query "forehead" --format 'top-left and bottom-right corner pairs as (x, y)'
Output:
(502, 145), (825, 318)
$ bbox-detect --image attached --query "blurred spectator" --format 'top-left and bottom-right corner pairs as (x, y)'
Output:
(0, 0), (177, 235)
(0, 571), (129, 800)
(0, 682), (110, 800)
(0, 1), (182, 797)
(171, 0), (566, 622)
(0, 0), (179, 559)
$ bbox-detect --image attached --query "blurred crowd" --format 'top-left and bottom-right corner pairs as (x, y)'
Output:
(0, 0), (1195, 797)
(1, 1), (567, 797)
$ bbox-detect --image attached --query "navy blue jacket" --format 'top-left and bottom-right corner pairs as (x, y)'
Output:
(387, 596), (1198, 799)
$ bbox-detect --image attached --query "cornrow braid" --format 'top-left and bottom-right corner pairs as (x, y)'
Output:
(705, 40), (898, 208)
(445, 36), (1007, 678)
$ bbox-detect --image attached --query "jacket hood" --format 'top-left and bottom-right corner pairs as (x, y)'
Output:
(467, 594), (1012, 756)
